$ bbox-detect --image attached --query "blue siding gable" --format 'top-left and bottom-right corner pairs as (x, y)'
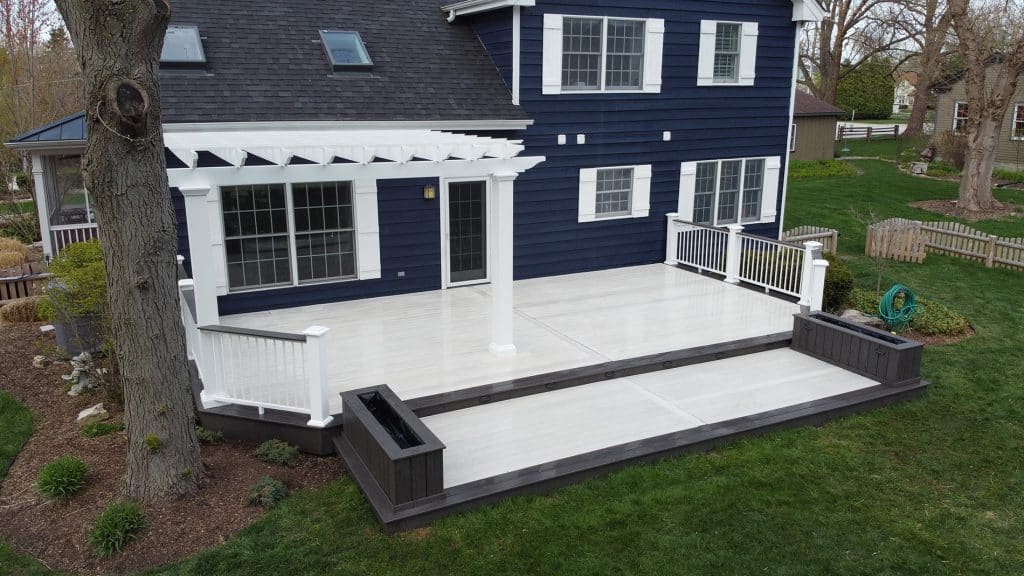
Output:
(470, 0), (797, 280)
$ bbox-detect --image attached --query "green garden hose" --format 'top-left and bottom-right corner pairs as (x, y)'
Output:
(879, 284), (918, 332)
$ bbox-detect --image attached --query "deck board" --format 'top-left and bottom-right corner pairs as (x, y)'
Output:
(221, 264), (799, 411)
(423, 348), (877, 488)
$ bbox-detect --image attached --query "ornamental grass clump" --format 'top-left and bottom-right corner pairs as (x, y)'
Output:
(89, 502), (147, 557)
(247, 476), (288, 508)
(37, 456), (88, 499)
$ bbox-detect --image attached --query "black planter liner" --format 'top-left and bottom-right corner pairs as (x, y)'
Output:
(340, 385), (445, 507)
(791, 312), (923, 386)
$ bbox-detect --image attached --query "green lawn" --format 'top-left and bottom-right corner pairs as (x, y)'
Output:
(3, 161), (1024, 575)
(0, 392), (51, 576)
(0, 200), (34, 216)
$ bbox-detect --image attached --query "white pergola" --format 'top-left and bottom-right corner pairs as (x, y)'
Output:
(168, 126), (544, 355)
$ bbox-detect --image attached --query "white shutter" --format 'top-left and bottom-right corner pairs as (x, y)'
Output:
(642, 19), (665, 93)
(760, 156), (781, 223)
(738, 22), (758, 86)
(696, 20), (717, 86)
(578, 168), (597, 222)
(542, 14), (563, 95)
(631, 165), (652, 217)
(678, 162), (697, 219)
(354, 179), (381, 279)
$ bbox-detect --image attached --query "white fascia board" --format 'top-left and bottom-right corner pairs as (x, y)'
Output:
(792, 0), (826, 22)
(441, 0), (535, 19)
(162, 119), (533, 134)
(4, 140), (86, 153)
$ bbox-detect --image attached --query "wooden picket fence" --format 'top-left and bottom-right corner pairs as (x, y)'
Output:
(782, 225), (839, 254)
(866, 217), (1024, 271)
(836, 124), (902, 141)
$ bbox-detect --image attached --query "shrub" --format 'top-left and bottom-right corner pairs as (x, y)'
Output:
(993, 167), (1024, 183)
(836, 57), (895, 120)
(82, 421), (124, 438)
(89, 502), (147, 557)
(789, 160), (859, 180)
(823, 254), (854, 313)
(195, 426), (224, 444)
(935, 131), (967, 170)
(0, 249), (24, 270)
(247, 476), (288, 508)
(0, 296), (42, 323)
(255, 439), (298, 467)
(848, 288), (969, 336)
(37, 456), (88, 498)
(924, 160), (960, 177)
(0, 213), (41, 244)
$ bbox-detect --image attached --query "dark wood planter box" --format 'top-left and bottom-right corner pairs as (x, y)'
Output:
(340, 385), (445, 506)
(791, 312), (923, 386)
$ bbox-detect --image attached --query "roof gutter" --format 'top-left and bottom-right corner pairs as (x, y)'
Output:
(441, 0), (535, 21)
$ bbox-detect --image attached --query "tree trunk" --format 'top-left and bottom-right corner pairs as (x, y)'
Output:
(959, 117), (1001, 211)
(902, 79), (930, 138)
(54, 0), (202, 501)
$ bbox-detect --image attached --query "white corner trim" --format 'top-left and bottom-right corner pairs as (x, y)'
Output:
(512, 5), (521, 105)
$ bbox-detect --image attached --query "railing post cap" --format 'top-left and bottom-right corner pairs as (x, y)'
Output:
(803, 240), (823, 249)
(178, 278), (195, 288)
(303, 325), (330, 337)
(812, 258), (830, 267)
(726, 223), (745, 231)
(666, 212), (679, 218)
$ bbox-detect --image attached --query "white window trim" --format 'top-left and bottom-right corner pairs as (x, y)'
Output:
(440, 176), (492, 289)
(578, 164), (651, 222)
(790, 123), (797, 152)
(953, 101), (968, 132)
(697, 20), (758, 87)
(677, 156), (780, 226)
(1012, 104), (1024, 140)
(213, 179), (380, 295)
(542, 13), (664, 95)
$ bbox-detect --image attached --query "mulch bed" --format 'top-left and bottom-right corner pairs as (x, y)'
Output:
(910, 199), (1021, 222)
(0, 322), (345, 575)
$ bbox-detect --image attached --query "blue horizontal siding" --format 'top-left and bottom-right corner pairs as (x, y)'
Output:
(469, 0), (796, 280)
(218, 177), (441, 315)
(170, 187), (192, 277)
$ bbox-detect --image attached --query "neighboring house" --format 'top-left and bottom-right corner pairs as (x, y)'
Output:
(893, 71), (917, 114)
(791, 91), (844, 161)
(934, 64), (1024, 170)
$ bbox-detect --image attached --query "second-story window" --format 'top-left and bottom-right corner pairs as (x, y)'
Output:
(543, 14), (664, 95)
(697, 20), (758, 86)
(713, 23), (741, 83)
(561, 17), (645, 91)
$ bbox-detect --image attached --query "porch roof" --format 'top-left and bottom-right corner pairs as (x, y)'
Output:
(5, 112), (86, 151)
(164, 126), (544, 188)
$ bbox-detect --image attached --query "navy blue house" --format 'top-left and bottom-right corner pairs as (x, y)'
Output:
(7, 0), (825, 317)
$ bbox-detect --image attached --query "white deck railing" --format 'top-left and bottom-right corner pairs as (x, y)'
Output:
(665, 213), (829, 311)
(50, 223), (99, 255)
(177, 273), (333, 427)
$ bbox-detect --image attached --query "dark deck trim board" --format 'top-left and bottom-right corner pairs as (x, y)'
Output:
(406, 332), (793, 417)
(338, 379), (928, 531)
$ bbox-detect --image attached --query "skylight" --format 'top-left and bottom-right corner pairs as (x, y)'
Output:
(161, 25), (206, 67)
(320, 31), (373, 70)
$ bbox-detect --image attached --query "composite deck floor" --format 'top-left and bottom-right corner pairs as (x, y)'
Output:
(221, 264), (799, 412)
(422, 348), (880, 488)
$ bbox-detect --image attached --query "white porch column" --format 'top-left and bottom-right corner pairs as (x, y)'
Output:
(30, 155), (53, 259)
(489, 172), (517, 355)
(664, 212), (679, 265)
(180, 187), (219, 326)
(724, 224), (744, 284)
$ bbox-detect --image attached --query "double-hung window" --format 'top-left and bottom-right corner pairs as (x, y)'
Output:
(679, 157), (780, 226)
(1012, 104), (1024, 140)
(953, 101), (968, 133)
(697, 20), (758, 86)
(543, 14), (664, 94)
(578, 165), (651, 222)
(221, 181), (358, 292)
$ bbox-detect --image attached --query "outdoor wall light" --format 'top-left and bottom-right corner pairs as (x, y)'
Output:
(423, 185), (436, 200)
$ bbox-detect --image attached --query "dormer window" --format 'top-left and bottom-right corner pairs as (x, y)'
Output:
(161, 25), (206, 68)
(320, 31), (373, 71)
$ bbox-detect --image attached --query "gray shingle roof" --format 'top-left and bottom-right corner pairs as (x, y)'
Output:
(793, 91), (844, 117)
(160, 0), (528, 124)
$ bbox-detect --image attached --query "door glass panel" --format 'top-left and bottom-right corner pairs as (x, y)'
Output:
(448, 181), (487, 283)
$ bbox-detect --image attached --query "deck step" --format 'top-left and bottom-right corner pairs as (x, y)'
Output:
(405, 331), (792, 417)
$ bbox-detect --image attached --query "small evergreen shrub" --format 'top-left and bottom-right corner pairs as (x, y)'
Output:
(195, 426), (224, 444)
(247, 476), (288, 508)
(144, 434), (161, 452)
(254, 439), (298, 467)
(89, 502), (147, 557)
(37, 456), (88, 498)
(822, 254), (854, 313)
(81, 421), (124, 438)
(848, 288), (969, 336)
